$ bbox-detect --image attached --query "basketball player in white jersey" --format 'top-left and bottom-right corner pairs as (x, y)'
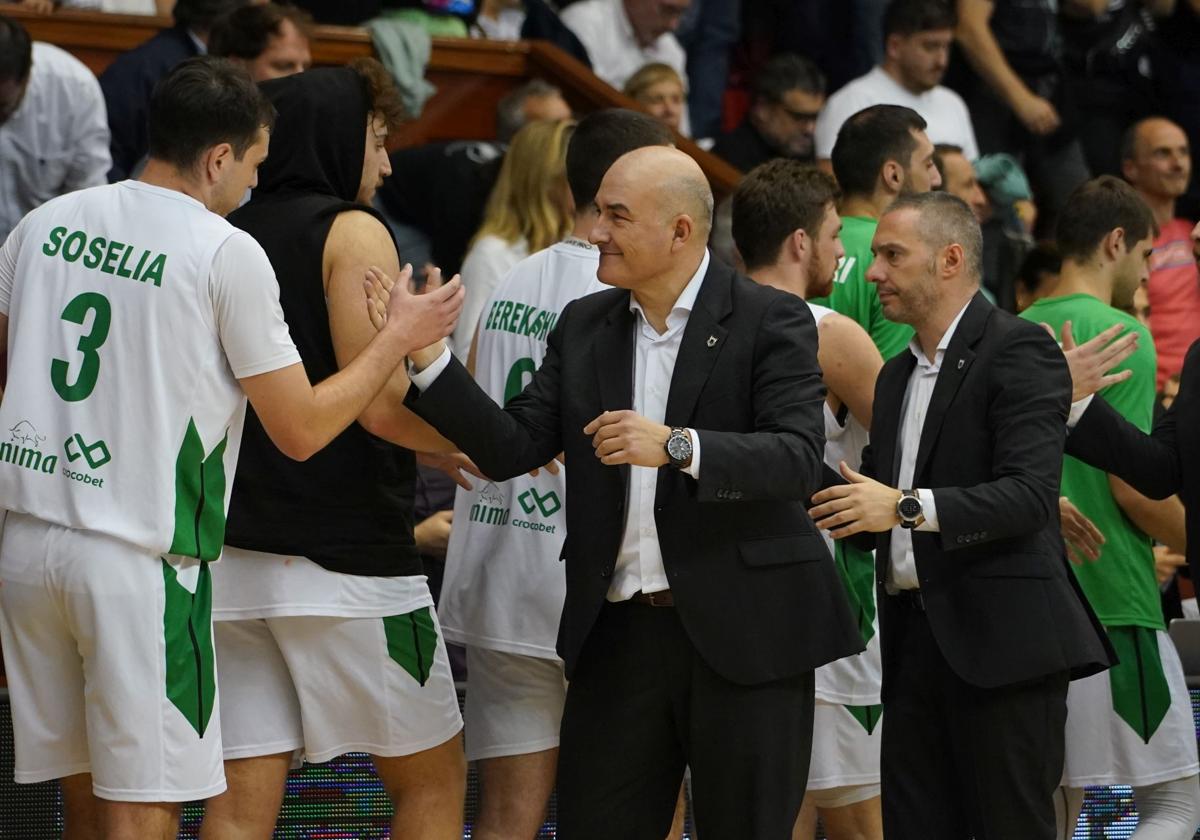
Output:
(0, 57), (462, 840)
(731, 158), (885, 840)
(439, 109), (675, 840)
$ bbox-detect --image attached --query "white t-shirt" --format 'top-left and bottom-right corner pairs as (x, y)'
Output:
(451, 233), (529, 361)
(815, 66), (979, 161)
(809, 303), (882, 706)
(0, 43), (111, 241)
(0, 181), (300, 559)
(439, 238), (605, 657)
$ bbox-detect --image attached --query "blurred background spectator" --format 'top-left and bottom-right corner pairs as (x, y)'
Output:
(0, 13), (110, 241)
(208, 2), (313, 81)
(1060, 0), (1174, 179)
(99, 0), (247, 181)
(951, 0), (1091, 236)
(469, 0), (590, 65)
(712, 52), (824, 172)
(1151, 0), (1200, 220)
(1121, 116), (1200, 390)
(561, 0), (688, 129)
(376, 78), (570, 279)
(623, 61), (685, 135)
(816, 0), (977, 167)
(673, 0), (738, 140)
(450, 118), (575, 360)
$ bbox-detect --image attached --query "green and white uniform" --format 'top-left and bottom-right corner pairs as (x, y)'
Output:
(0, 182), (300, 800)
(442, 237), (603, 761)
(1022, 294), (1198, 787)
(807, 303), (882, 802)
(810, 215), (914, 361)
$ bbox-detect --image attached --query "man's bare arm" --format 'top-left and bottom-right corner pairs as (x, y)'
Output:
(956, 0), (1061, 135)
(1109, 478), (1188, 553)
(817, 312), (882, 430)
(324, 210), (460, 453)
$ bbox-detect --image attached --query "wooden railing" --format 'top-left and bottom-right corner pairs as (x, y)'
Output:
(2, 5), (740, 198)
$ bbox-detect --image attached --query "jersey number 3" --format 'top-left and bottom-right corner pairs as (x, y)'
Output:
(51, 292), (111, 402)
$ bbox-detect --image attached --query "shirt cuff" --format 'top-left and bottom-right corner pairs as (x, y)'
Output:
(1067, 394), (1094, 430)
(407, 347), (452, 391)
(682, 428), (701, 479)
(915, 489), (940, 532)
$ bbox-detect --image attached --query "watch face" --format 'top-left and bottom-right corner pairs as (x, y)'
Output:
(666, 433), (692, 462)
(898, 496), (922, 519)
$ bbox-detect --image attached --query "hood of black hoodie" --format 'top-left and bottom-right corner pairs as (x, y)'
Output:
(253, 67), (369, 202)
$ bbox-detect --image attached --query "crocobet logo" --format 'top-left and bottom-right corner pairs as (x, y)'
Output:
(518, 488), (561, 517)
(65, 434), (112, 470)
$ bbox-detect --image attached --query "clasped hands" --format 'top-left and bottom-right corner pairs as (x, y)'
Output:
(809, 461), (902, 539)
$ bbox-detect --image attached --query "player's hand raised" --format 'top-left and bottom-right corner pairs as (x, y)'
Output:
(365, 264), (463, 355)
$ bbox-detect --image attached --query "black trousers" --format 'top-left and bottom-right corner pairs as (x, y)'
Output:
(556, 600), (815, 840)
(881, 596), (1070, 840)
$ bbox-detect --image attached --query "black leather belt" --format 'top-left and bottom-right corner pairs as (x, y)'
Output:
(629, 589), (675, 607)
(888, 589), (925, 611)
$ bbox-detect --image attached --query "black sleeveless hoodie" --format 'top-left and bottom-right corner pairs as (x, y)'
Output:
(224, 68), (419, 577)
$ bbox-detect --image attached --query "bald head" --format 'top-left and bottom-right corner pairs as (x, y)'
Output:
(591, 146), (714, 293)
(1122, 116), (1191, 201)
(606, 146), (714, 233)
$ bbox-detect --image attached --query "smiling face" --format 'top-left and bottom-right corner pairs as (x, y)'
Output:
(1124, 119), (1191, 202)
(356, 114), (392, 204)
(866, 207), (941, 326)
(590, 164), (676, 291)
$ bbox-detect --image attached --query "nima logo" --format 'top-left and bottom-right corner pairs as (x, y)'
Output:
(470, 483), (510, 526)
(1, 421), (57, 475)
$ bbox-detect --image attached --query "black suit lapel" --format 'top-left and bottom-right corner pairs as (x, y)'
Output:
(912, 293), (991, 480)
(663, 261), (733, 428)
(593, 293), (636, 488)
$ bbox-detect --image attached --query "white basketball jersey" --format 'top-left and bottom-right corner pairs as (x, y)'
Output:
(809, 303), (882, 705)
(439, 238), (605, 658)
(0, 181), (299, 559)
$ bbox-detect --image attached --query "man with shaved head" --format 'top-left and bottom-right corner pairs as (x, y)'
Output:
(396, 145), (862, 836)
(1122, 116), (1200, 390)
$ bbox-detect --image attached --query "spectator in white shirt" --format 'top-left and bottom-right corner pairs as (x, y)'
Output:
(0, 15), (110, 242)
(815, 0), (978, 167)
(561, 0), (689, 93)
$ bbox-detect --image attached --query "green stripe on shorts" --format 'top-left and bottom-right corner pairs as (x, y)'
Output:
(162, 559), (216, 737)
(383, 607), (439, 687)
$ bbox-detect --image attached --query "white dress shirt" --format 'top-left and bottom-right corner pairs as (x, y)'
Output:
(0, 43), (111, 242)
(409, 251), (709, 602)
(606, 251), (707, 601)
(887, 302), (973, 591)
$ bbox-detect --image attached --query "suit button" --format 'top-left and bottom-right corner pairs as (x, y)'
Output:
(956, 536), (965, 544)
(600, 568), (611, 578)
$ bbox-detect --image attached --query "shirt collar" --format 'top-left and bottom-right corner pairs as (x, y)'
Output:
(907, 297), (972, 370)
(629, 249), (710, 331)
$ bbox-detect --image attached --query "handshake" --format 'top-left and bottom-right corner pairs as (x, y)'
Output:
(363, 263), (464, 367)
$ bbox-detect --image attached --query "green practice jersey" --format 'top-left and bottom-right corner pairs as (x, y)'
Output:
(1021, 293), (1162, 629)
(810, 215), (914, 360)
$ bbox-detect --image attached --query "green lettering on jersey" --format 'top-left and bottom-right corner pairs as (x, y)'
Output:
(83, 237), (105, 270)
(39, 226), (166, 288)
(42, 226), (67, 257)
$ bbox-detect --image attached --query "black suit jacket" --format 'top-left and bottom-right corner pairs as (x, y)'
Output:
(407, 258), (863, 685)
(1066, 339), (1200, 585)
(860, 294), (1112, 694)
(99, 25), (199, 182)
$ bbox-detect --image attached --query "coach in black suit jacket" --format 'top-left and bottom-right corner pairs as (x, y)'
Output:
(1066, 338), (1200, 584)
(404, 147), (862, 839)
(810, 192), (1112, 840)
